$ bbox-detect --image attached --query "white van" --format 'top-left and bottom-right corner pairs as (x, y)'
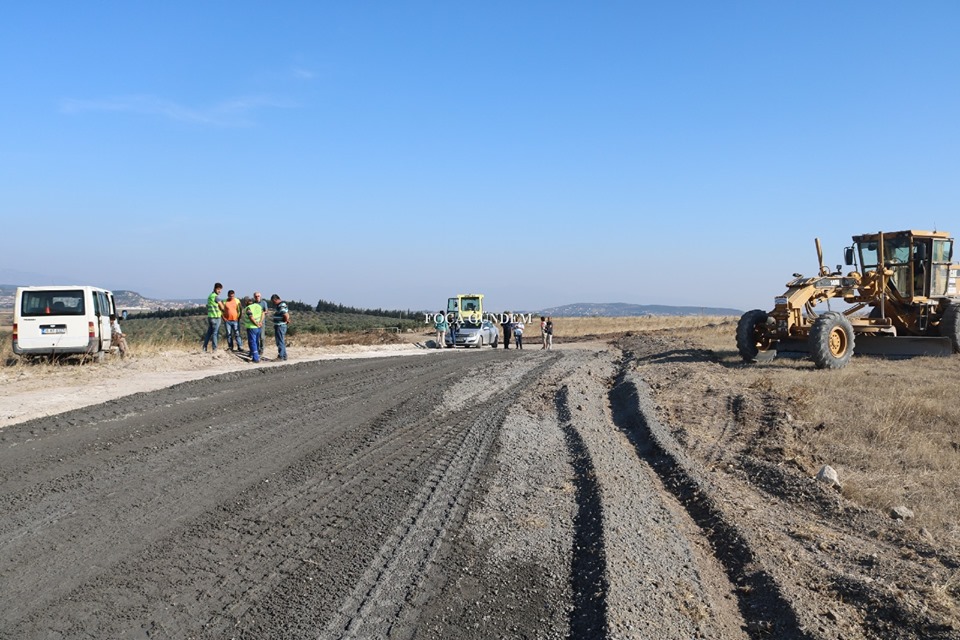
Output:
(13, 286), (117, 360)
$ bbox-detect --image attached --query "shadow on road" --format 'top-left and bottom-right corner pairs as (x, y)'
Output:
(556, 384), (610, 640)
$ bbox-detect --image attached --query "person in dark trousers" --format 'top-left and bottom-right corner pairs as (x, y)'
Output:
(242, 295), (264, 363)
(501, 312), (513, 349)
(513, 319), (524, 349)
(270, 294), (290, 361)
(202, 282), (224, 352)
(253, 291), (268, 357)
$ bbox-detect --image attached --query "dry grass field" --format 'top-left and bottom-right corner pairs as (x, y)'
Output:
(640, 319), (960, 550)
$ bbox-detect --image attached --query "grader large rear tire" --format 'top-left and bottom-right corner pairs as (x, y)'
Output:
(810, 311), (855, 369)
(939, 303), (960, 353)
(736, 309), (771, 363)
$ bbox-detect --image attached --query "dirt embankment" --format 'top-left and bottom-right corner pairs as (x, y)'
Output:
(618, 331), (960, 639)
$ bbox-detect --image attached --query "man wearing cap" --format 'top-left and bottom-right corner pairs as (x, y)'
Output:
(270, 294), (290, 361)
(253, 291), (268, 356)
(242, 295), (264, 363)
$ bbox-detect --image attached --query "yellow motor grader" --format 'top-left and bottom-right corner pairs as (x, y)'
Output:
(737, 230), (960, 369)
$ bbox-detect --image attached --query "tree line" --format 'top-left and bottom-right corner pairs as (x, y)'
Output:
(130, 299), (420, 320)
(314, 298), (422, 319)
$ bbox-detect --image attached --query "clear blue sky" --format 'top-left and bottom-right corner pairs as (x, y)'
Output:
(2, 2), (958, 312)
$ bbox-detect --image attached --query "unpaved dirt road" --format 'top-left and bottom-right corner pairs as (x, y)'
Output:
(1, 337), (955, 639)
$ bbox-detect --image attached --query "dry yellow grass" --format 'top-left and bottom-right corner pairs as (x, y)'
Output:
(667, 320), (960, 545)
(520, 315), (733, 339)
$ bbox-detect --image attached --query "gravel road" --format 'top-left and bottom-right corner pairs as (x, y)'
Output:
(0, 343), (879, 639)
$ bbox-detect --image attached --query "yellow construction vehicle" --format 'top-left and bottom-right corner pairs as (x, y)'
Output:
(447, 294), (484, 324)
(737, 230), (960, 369)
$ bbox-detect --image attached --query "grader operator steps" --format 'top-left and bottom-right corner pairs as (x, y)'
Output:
(738, 230), (960, 369)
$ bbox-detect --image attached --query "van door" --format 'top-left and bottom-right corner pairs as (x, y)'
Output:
(94, 290), (111, 350)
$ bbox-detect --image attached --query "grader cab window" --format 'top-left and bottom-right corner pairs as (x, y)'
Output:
(931, 239), (954, 296)
(859, 237), (912, 295)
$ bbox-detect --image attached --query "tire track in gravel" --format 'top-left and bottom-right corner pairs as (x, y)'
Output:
(608, 366), (815, 639)
(0, 351), (530, 638)
(555, 385), (610, 639)
(320, 355), (559, 640)
(2, 358), (454, 624)
(0, 352), (564, 638)
(550, 349), (749, 640)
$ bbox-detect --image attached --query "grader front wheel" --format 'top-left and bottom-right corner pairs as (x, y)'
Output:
(810, 311), (855, 369)
(736, 309), (771, 362)
(939, 303), (960, 353)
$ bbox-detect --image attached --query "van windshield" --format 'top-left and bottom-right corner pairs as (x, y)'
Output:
(20, 290), (86, 316)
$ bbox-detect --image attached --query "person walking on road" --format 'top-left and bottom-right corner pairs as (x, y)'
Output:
(242, 295), (264, 363)
(540, 316), (548, 350)
(545, 317), (554, 350)
(222, 289), (244, 352)
(501, 312), (513, 350)
(202, 283), (224, 352)
(270, 294), (290, 361)
(434, 312), (449, 348)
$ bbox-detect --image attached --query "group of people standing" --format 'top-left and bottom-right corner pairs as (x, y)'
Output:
(202, 283), (290, 364)
(501, 314), (553, 350)
(431, 312), (554, 350)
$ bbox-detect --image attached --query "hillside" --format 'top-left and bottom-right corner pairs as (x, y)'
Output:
(2, 287), (742, 318)
(537, 301), (742, 317)
(0, 285), (202, 312)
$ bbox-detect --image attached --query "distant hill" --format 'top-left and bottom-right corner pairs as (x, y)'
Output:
(113, 290), (205, 311)
(0, 285), (203, 311)
(536, 302), (742, 317)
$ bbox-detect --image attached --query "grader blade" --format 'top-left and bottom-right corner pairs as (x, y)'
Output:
(773, 336), (953, 358)
(853, 336), (954, 357)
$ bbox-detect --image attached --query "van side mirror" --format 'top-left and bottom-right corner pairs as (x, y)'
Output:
(844, 247), (855, 266)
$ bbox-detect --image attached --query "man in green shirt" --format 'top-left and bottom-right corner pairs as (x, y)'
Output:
(242, 294), (264, 363)
(202, 282), (224, 352)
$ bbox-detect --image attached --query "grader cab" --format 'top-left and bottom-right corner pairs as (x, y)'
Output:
(737, 230), (960, 369)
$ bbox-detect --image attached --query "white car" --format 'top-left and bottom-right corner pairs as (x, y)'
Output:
(447, 320), (499, 348)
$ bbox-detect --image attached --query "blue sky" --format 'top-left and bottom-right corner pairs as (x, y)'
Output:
(2, 2), (958, 312)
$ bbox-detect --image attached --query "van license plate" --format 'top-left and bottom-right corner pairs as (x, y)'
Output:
(42, 327), (67, 334)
